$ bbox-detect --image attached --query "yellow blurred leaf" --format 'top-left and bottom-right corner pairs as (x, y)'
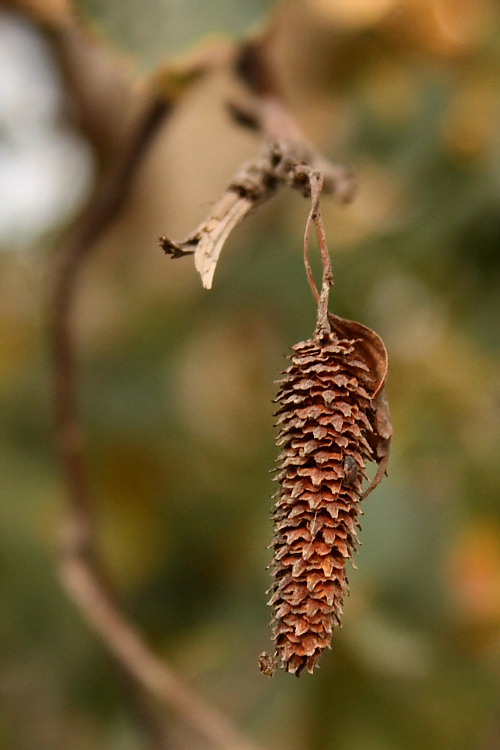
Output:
(445, 521), (500, 627)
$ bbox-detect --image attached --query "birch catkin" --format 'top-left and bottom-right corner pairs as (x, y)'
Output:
(267, 315), (391, 675)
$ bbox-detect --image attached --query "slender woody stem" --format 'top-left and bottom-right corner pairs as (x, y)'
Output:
(313, 175), (334, 335)
(303, 172), (333, 335)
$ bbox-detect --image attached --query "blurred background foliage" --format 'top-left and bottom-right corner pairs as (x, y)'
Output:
(1, 0), (500, 748)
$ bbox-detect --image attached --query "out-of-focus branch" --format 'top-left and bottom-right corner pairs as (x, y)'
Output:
(160, 35), (356, 289)
(51, 92), (174, 750)
(52, 93), (171, 557)
(46, 21), (266, 749)
(60, 557), (262, 750)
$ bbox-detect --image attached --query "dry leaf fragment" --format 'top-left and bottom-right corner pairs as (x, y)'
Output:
(258, 651), (276, 678)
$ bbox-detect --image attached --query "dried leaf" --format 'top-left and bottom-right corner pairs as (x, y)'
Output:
(363, 388), (392, 499)
(258, 651), (276, 678)
(327, 312), (392, 498)
(194, 194), (254, 289)
(328, 312), (388, 397)
(161, 151), (277, 287)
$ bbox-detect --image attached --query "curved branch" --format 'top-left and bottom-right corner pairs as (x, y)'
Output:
(50, 64), (265, 750)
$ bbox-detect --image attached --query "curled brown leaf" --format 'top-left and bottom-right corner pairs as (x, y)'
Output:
(328, 312), (392, 499)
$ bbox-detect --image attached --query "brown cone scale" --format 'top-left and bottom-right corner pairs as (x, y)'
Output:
(267, 320), (391, 676)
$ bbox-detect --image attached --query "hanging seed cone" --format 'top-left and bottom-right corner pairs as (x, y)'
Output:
(266, 313), (392, 676)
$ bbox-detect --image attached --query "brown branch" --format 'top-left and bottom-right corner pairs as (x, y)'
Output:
(51, 93), (173, 750)
(160, 36), (356, 290)
(50, 60), (265, 750)
(160, 131), (353, 289)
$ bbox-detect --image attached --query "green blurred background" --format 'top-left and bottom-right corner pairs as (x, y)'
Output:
(1, 0), (500, 748)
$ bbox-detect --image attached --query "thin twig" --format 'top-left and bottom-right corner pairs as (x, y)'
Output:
(50, 85), (265, 750)
(303, 172), (333, 335)
(303, 176), (320, 304)
(311, 173), (333, 335)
